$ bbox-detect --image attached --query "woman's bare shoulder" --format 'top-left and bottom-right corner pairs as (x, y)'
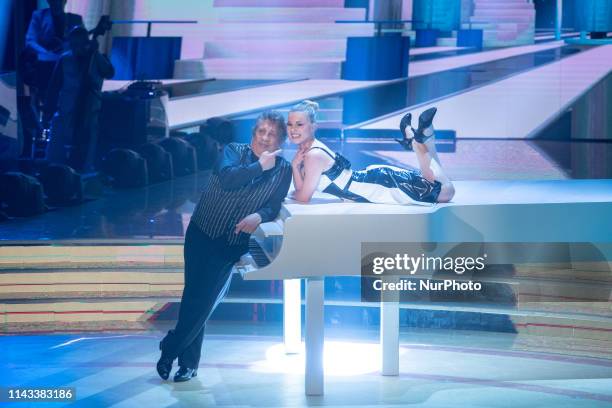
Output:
(304, 147), (327, 159)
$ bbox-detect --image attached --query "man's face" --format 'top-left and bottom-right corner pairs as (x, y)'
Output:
(251, 120), (281, 157)
(47, 0), (66, 15)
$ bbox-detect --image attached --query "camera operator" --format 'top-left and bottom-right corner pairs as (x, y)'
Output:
(19, 0), (84, 158)
(43, 21), (114, 172)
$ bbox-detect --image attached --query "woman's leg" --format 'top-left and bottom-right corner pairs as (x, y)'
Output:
(406, 126), (455, 203)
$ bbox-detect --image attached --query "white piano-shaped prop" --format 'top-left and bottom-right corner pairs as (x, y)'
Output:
(234, 179), (612, 395)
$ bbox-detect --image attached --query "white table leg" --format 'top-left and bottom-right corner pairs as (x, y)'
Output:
(283, 279), (301, 354)
(381, 275), (399, 376)
(305, 277), (324, 396)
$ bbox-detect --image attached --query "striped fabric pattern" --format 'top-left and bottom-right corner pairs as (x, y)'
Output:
(191, 144), (290, 247)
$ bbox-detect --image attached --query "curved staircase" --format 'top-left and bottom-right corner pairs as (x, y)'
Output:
(465, 0), (535, 48)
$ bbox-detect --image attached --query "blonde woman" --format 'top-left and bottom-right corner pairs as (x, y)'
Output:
(289, 100), (454, 205)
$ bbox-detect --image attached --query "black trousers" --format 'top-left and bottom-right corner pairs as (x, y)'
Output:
(160, 222), (246, 368)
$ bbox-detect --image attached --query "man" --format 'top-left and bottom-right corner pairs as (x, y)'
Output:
(44, 26), (114, 171)
(157, 111), (292, 382)
(20, 0), (83, 157)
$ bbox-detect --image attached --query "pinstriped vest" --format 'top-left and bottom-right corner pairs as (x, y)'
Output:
(191, 144), (290, 247)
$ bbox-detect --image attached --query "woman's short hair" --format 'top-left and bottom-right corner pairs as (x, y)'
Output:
(289, 100), (320, 123)
(253, 110), (288, 143)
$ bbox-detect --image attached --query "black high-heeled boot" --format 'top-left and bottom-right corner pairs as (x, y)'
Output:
(413, 107), (437, 144)
(395, 112), (414, 151)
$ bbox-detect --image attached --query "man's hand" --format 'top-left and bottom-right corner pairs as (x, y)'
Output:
(258, 149), (282, 171)
(234, 213), (262, 235)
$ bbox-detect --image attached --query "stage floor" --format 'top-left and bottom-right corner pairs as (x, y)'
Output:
(0, 170), (610, 242)
(1, 140), (610, 241)
(2, 322), (611, 407)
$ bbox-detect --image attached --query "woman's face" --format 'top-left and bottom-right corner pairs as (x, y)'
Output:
(287, 111), (315, 145)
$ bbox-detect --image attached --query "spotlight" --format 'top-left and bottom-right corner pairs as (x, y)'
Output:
(159, 137), (196, 177)
(136, 143), (173, 183)
(0, 172), (46, 217)
(38, 164), (83, 206)
(101, 149), (148, 188)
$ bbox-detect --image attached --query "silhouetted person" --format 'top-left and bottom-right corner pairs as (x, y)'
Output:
(44, 26), (114, 172)
(19, 0), (83, 157)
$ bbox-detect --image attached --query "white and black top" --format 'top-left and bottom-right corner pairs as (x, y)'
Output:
(309, 146), (441, 205)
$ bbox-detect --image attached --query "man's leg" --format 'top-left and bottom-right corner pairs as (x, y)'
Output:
(178, 327), (204, 369)
(17, 91), (39, 158)
(46, 114), (73, 165)
(161, 224), (243, 366)
(177, 263), (235, 368)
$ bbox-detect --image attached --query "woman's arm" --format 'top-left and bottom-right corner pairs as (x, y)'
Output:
(291, 149), (306, 191)
(291, 150), (327, 203)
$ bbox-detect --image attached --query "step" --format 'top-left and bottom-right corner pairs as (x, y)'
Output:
(482, 26), (534, 38)
(0, 299), (162, 325)
(474, 0), (534, 4)
(476, 0), (533, 2)
(477, 27), (534, 39)
(470, 11), (535, 21)
(475, 8), (534, 13)
(482, 31), (518, 42)
(464, 22), (523, 30)
(471, 15), (534, 24)
(3, 297), (611, 343)
(483, 38), (535, 48)
(203, 39), (347, 59)
(214, 0), (345, 6)
(474, 3), (534, 10)
(0, 244), (183, 269)
(436, 37), (458, 47)
(0, 268), (184, 300)
(174, 58), (343, 79)
(214, 7), (366, 23)
(471, 17), (534, 26)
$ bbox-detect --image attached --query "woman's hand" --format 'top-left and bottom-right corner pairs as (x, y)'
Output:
(292, 149), (306, 169)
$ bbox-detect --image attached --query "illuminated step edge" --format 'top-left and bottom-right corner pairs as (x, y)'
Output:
(214, 0), (346, 7)
(0, 245), (183, 269)
(1, 298), (610, 344)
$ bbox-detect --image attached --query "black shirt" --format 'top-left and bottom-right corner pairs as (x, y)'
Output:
(191, 143), (292, 247)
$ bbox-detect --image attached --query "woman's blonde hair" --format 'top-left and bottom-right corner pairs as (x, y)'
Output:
(289, 100), (319, 123)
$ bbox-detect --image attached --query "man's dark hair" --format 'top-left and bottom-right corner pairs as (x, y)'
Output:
(253, 111), (287, 143)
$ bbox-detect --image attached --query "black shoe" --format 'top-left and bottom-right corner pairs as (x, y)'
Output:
(396, 112), (415, 151)
(399, 112), (412, 136)
(156, 355), (173, 381)
(156, 340), (173, 380)
(414, 107), (437, 144)
(174, 366), (197, 382)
